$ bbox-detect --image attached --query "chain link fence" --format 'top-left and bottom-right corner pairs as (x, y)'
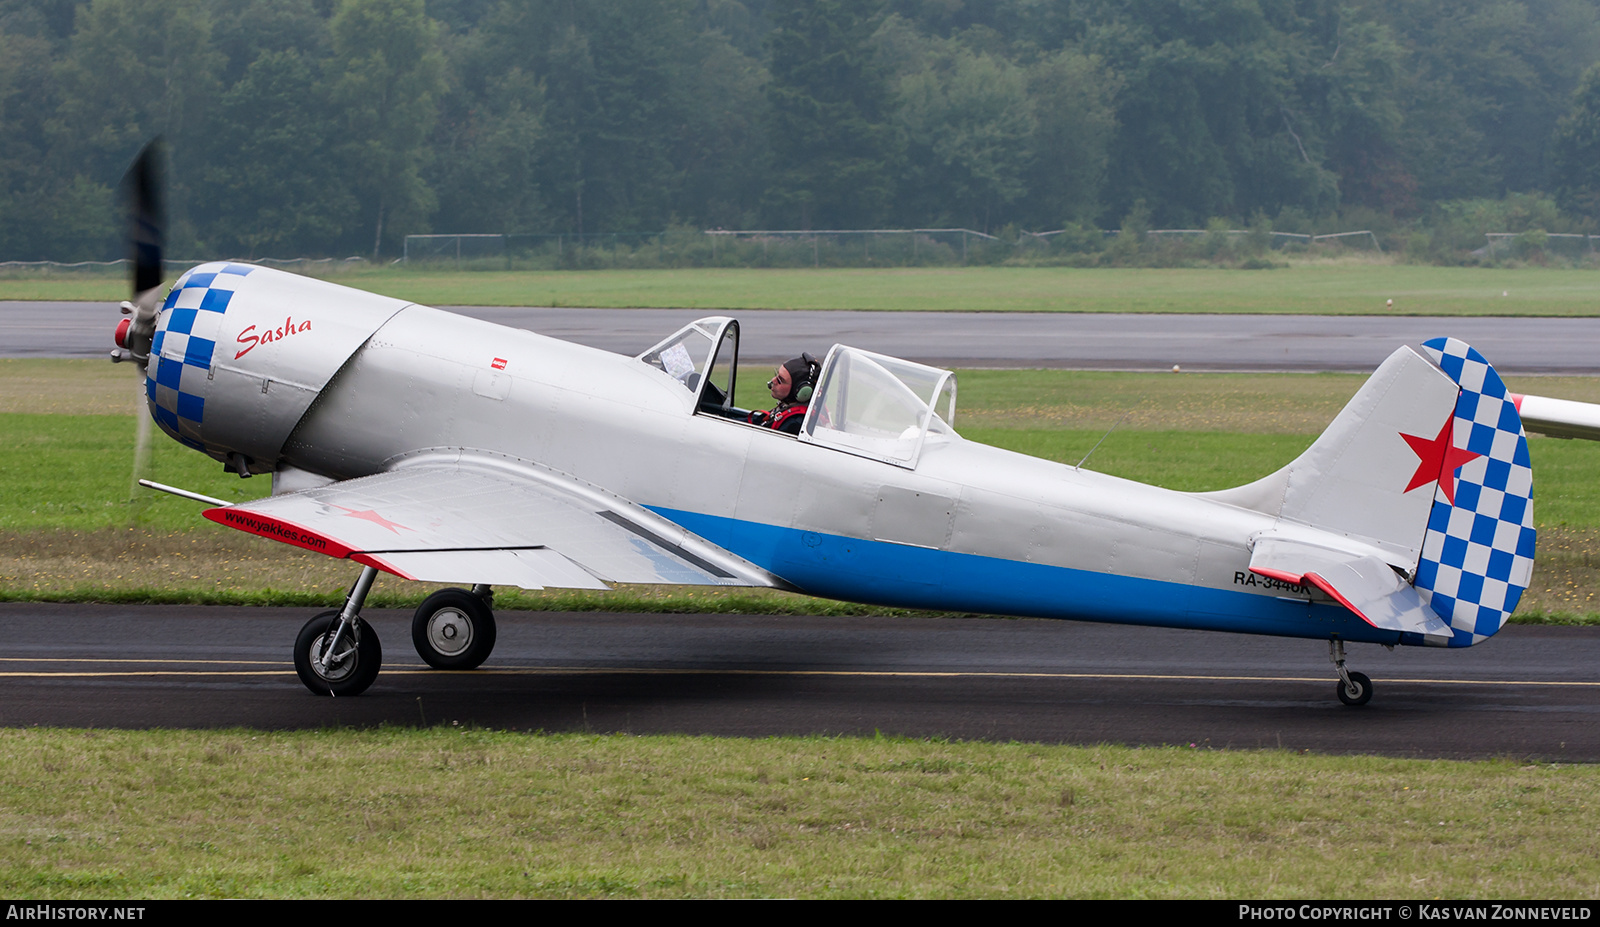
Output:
(403, 228), (1009, 268)
(1480, 232), (1598, 260)
(21, 225), (1562, 274)
(0, 256), (370, 275)
(401, 226), (1392, 269)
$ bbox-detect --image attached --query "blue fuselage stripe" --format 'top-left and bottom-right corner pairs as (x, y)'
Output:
(647, 506), (1399, 645)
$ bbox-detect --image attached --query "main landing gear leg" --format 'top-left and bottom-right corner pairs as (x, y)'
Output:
(1329, 639), (1372, 707)
(294, 565), (383, 696)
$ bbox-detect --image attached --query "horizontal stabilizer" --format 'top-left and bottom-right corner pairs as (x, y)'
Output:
(1249, 534), (1452, 642)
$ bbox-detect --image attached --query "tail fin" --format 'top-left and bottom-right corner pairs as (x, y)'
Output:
(1204, 338), (1535, 646)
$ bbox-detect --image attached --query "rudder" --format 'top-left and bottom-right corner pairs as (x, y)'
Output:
(1413, 337), (1536, 647)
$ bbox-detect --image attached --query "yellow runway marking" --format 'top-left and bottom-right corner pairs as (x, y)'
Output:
(0, 661), (1594, 688)
(459, 667), (1600, 687)
(0, 671), (293, 678)
(0, 658), (285, 666)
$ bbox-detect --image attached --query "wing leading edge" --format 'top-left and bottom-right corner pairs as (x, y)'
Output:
(204, 454), (784, 591)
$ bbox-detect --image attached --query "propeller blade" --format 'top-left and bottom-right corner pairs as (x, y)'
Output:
(119, 141), (166, 508)
(125, 139), (164, 296)
(115, 139), (166, 365)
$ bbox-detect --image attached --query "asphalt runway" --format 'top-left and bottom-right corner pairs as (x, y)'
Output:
(11, 300), (1600, 372)
(3, 603), (1596, 760)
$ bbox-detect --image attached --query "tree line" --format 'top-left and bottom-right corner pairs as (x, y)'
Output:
(1, 0), (1597, 262)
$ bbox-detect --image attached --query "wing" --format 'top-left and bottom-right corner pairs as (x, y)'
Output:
(1512, 393), (1600, 441)
(203, 456), (784, 591)
(1249, 533), (1452, 642)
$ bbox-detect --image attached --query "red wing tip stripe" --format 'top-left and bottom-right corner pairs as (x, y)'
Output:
(203, 507), (357, 559)
(351, 552), (417, 581)
(1302, 571), (1373, 624)
(1249, 566), (1305, 585)
(1510, 393), (1525, 411)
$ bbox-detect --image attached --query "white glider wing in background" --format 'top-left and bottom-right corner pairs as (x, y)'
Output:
(1512, 393), (1600, 442)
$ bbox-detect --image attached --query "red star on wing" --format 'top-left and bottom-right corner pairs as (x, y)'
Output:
(330, 504), (412, 534)
(1400, 415), (1481, 505)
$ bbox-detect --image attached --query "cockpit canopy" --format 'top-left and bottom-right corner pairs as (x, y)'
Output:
(639, 317), (957, 469)
(800, 345), (956, 468)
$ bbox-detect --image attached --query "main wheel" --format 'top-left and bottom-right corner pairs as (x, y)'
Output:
(412, 588), (497, 670)
(295, 610), (382, 696)
(1336, 671), (1373, 707)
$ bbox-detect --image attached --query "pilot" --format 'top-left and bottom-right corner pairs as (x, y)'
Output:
(750, 353), (819, 434)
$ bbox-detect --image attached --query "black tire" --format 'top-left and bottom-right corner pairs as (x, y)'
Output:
(1336, 671), (1373, 707)
(412, 588), (497, 670)
(294, 610), (381, 696)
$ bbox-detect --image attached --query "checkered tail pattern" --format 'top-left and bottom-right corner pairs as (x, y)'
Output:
(144, 263), (255, 453)
(1414, 337), (1536, 647)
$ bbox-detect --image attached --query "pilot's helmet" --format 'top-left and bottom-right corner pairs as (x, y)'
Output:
(780, 353), (820, 404)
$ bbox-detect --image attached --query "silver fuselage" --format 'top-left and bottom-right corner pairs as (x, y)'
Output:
(277, 304), (1359, 640)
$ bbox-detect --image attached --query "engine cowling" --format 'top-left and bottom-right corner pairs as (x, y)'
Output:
(143, 262), (412, 473)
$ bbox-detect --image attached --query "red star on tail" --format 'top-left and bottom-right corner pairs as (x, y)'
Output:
(1401, 416), (1481, 505)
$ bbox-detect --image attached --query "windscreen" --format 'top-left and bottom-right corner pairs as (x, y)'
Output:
(639, 319), (725, 392)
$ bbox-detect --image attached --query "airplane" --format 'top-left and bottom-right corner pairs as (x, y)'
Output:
(108, 149), (1538, 707)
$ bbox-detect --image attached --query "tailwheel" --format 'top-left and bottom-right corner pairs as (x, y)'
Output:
(1336, 671), (1373, 707)
(295, 610), (382, 696)
(412, 587), (497, 670)
(1329, 639), (1373, 707)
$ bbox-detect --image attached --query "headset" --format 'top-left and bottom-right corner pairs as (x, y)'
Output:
(770, 352), (822, 404)
(793, 352), (820, 403)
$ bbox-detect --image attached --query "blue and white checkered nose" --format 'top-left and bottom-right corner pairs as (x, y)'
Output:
(145, 262), (256, 453)
(137, 260), (415, 475)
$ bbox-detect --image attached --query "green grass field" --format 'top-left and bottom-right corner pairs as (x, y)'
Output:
(3, 729), (1597, 899)
(3, 262), (1598, 314)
